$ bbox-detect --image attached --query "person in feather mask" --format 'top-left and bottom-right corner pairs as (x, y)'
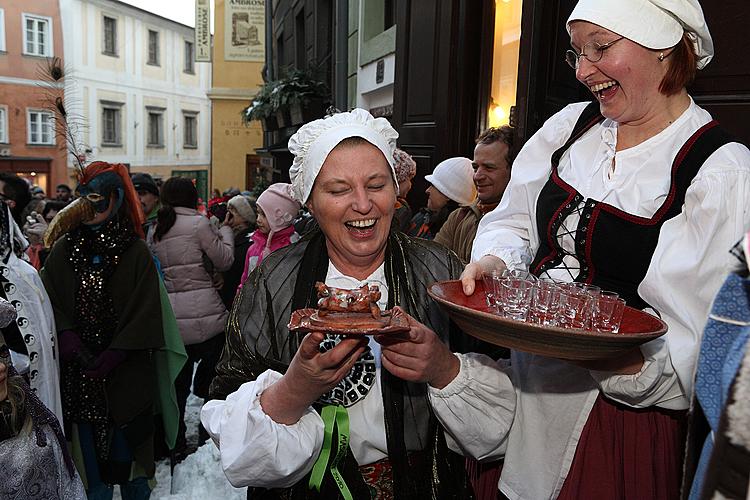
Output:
(40, 162), (166, 500)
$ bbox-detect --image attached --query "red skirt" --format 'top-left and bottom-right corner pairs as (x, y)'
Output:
(557, 394), (687, 500)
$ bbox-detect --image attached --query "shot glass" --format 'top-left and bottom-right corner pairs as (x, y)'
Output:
(481, 270), (504, 314)
(556, 287), (594, 330)
(500, 278), (533, 321)
(504, 269), (539, 283)
(592, 293), (626, 333)
(529, 280), (560, 325)
(569, 282), (602, 297)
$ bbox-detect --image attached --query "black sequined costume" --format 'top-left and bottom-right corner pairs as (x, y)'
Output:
(59, 217), (137, 460)
(41, 212), (164, 482)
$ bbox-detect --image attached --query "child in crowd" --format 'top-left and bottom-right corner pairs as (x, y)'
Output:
(238, 183), (301, 290)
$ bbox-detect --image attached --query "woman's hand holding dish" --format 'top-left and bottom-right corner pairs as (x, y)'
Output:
(375, 307), (459, 389)
(260, 331), (368, 424)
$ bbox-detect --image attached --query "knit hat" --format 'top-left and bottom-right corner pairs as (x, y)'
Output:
(227, 194), (257, 225)
(257, 183), (300, 233)
(288, 108), (399, 204)
(567, 0), (713, 69)
(424, 157), (477, 206)
(131, 172), (159, 196)
(256, 183), (301, 257)
(393, 148), (417, 183)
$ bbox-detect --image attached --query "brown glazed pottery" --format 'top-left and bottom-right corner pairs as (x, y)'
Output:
(428, 280), (667, 360)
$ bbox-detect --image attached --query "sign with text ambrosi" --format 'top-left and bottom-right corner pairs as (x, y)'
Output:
(224, 0), (265, 62)
(195, 0), (211, 62)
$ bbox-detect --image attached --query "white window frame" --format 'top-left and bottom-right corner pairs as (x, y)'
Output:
(101, 101), (123, 146)
(102, 15), (117, 56)
(183, 111), (198, 148)
(22, 13), (53, 57)
(184, 40), (195, 74)
(146, 107), (165, 147)
(27, 109), (55, 145)
(147, 29), (160, 66)
(0, 105), (8, 144)
(0, 9), (7, 53)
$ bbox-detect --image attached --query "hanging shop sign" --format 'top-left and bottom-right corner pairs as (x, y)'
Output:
(224, 0), (265, 62)
(195, 0), (211, 62)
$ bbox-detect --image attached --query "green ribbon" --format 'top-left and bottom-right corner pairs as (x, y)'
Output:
(309, 404), (353, 500)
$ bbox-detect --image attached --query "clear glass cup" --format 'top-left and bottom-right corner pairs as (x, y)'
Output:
(481, 270), (504, 314)
(529, 280), (560, 325)
(592, 293), (626, 333)
(556, 287), (594, 329)
(504, 269), (538, 283)
(500, 278), (534, 321)
(568, 282), (602, 297)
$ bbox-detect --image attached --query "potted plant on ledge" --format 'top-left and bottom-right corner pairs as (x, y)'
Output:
(271, 67), (331, 127)
(242, 81), (279, 131)
(243, 67), (331, 134)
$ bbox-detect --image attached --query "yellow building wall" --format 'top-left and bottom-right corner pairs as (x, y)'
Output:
(210, 0), (265, 193)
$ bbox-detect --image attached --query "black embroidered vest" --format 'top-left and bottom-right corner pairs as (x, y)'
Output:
(530, 102), (735, 309)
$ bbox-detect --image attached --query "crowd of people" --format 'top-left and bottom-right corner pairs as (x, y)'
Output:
(1, 0), (750, 499)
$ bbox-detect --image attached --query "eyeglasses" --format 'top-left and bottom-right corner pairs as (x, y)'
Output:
(565, 37), (624, 69)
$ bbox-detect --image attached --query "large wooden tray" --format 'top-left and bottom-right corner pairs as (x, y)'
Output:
(428, 280), (667, 360)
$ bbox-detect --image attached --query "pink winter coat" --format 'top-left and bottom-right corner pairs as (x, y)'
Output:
(149, 207), (234, 345)
(239, 225), (297, 289)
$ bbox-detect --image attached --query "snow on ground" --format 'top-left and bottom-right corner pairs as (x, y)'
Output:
(114, 393), (246, 499)
(152, 441), (246, 500)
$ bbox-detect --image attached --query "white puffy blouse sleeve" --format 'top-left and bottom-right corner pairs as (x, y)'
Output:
(200, 369), (325, 488)
(428, 353), (516, 461)
(471, 103), (591, 267)
(591, 147), (750, 410)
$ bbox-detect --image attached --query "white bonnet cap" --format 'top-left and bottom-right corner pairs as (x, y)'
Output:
(567, 0), (713, 69)
(424, 157), (477, 207)
(288, 108), (399, 204)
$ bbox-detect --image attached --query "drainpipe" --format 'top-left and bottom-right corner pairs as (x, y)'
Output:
(265, 0), (274, 81)
(334, 0), (348, 110)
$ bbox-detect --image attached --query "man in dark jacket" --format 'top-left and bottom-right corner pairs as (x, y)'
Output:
(131, 172), (161, 238)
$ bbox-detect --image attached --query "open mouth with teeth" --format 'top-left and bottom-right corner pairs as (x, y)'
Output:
(345, 218), (378, 236)
(589, 80), (619, 100)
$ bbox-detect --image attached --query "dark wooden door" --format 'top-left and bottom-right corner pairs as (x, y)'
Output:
(245, 154), (262, 191)
(691, 1), (750, 145)
(517, 0), (750, 146)
(515, 0), (589, 144)
(391, 0), (488, 210)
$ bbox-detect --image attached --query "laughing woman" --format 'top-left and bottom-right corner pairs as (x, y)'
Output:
(397, 1), (750, 499)
(201, 109), (472, 498)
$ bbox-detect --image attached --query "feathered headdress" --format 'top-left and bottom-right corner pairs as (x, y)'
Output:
(37, 56), (88, 179)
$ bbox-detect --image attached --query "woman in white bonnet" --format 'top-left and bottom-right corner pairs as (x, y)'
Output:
(383, 0), (750, 499)
(201, 109), (474, 498)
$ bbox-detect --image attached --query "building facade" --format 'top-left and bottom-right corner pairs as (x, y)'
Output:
(0, 0), (67, 194)
(208, 0), (265, 195)
(59, 0), (211, 197)
(349, 0), (395, 116)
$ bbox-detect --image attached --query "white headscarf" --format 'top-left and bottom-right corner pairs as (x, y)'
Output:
(287, 108), (399, 204)
(567, 0), (713, 69)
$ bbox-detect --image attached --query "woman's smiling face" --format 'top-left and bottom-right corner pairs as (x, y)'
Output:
(306, 140), (396, 277)
(569, 21), (670, 127)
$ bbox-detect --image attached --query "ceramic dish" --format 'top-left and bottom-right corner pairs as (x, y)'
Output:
(288, 307), (410, 336)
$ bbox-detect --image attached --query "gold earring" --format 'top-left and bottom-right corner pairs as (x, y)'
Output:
(658, 52), (665, 62)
